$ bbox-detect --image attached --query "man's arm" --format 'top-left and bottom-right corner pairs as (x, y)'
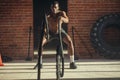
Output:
(59, 11), (69, 23)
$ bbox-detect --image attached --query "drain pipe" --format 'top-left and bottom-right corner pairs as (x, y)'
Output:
(26, 26), (32, 61)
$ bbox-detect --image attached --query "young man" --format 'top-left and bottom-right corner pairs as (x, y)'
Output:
(41, 1), (77, 69)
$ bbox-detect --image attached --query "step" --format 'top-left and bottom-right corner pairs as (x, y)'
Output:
(34, 50), (68, 59)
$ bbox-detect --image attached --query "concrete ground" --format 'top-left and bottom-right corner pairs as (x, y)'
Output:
(0, 57), (120, 80)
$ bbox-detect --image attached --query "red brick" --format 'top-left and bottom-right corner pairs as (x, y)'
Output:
(0, 0), (33, 60)
(68, 0), (120, 58)
(0, 0), (120, 59)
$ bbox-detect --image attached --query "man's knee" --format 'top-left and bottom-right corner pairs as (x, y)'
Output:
(66, 39), (73, 46)
(67, 36), (73, 44)
(63, 35), (73, 45)
(42, 37), (47, 46)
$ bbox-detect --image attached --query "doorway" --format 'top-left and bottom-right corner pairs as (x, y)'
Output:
(33, 0), (67, 52)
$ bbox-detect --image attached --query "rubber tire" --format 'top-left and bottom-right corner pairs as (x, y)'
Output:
(90, 13), (120, 59)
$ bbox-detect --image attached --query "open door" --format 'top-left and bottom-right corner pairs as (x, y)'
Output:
(33, 0), (67, 54)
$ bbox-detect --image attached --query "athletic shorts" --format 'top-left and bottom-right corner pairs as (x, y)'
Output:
(45, 29), (68, 41)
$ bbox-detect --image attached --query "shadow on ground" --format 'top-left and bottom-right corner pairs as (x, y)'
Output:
(11, 78), (120, 80)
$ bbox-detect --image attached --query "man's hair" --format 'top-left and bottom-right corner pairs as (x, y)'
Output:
(51, 1), (59, 7)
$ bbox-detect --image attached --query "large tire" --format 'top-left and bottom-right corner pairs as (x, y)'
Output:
(90, 13), (120, 59)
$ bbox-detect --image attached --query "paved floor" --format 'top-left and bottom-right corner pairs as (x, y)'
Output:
(0, 58), (120, 80)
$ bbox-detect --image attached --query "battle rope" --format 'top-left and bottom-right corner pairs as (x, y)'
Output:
(58, 20), (64, 57)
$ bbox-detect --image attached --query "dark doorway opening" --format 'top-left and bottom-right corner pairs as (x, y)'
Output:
(33, 0), (67, 51)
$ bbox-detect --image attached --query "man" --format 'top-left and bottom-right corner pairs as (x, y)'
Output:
(41, 1), (77, 69)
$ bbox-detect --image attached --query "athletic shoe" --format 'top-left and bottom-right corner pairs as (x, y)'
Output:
(70, 62), (77, 69)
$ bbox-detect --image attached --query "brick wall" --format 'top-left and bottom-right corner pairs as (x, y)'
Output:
(0, 0), (33, 59)
(68, 0), (120, 58)
(0, 0), (120, 60)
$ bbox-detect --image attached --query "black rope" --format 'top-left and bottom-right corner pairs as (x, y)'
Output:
(58, 21), (64, 57)
(37, 12), (64, 80)
(45, 14), (49, 40)
(37, 13), (46, 80)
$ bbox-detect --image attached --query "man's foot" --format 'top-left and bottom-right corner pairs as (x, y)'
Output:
(70, 62), (77, 69)
(40, 64), (42, 69)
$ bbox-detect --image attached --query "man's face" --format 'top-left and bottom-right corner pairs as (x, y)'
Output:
(51, 4), (59, 13)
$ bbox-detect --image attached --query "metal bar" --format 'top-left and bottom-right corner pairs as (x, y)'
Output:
(26, 26), (32, 61)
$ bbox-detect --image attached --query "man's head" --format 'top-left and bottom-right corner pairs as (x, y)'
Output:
(51, 1), (59, 13)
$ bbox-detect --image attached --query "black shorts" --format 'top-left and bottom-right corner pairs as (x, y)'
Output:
(45, 29), (68, 41)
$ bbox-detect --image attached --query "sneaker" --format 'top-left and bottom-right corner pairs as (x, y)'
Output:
(70, 62), (77, 69)
(40, 64), (42, 69)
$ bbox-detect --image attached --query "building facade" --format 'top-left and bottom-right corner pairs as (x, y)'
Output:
(0, 0), (120, 60)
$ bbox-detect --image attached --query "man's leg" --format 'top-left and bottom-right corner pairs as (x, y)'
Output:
(63, 34), (77, 69)
(40, 36), (47, 68)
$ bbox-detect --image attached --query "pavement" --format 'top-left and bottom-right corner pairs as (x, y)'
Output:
(0, 57), (120, 80)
